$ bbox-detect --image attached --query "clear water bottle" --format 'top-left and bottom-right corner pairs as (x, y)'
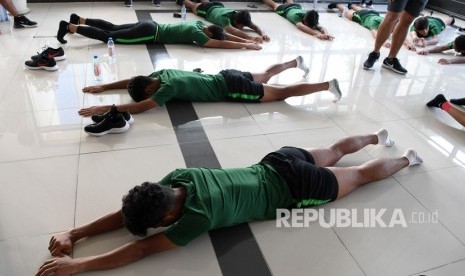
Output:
(313, 0), (317, 10)
(92, 55), (102, 82)
(181, 5), (187, 21)
(107, 37), (116, 61)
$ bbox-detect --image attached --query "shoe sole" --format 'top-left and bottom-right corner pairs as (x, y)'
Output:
(92, 115), (134, 125)
(14, 24), (38, 28)
(85, 123), (130, 137)
(26, 65), (59, 71)
(31, 55), (66, 61)
(381, 63), (407, 75)
(332, 79), (342, 102)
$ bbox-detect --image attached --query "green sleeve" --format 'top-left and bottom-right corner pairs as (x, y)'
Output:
(150, 84), (175, 106)
(192, 28), (210, 46)
(164, 213), (210, 246)
(159, 171), (175, 186)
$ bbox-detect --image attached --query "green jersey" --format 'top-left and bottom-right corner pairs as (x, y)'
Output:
(157, 20), (210, 46)
(206, 6), (235, 27)
(160, 164), (293, 246)
(281, 5), (305, 25)
(149, 69), (228, 106)
(410, 17), (446, 38)
(359, 13), (383, 30)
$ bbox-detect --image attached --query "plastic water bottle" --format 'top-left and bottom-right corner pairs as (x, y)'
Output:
(313, 0), (317, 10)
(107, 37), (116, 61)
(92, 55), (102, 82)
(0, 6), (8, 22)
(181, 5), (187, 21)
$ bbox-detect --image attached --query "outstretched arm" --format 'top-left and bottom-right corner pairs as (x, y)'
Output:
(417, 43), (451, 55)
(296, 23), (333, 40)
(224, 25), (264, 43)
(249, 22), (270, 42)
(48, 210), (125, 257)
(82, 79), (132, 94)
(438, 57), (465, 65)
(36, 232), (177, 276)
(203, 38), (262, 50)
(78, 98), (159, 117)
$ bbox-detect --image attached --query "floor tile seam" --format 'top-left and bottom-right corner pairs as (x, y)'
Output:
(408, 256), (465, 276)
(78, 141), (180, 156)
(393, 176), (465, 247)
(0, 153), (80, 165)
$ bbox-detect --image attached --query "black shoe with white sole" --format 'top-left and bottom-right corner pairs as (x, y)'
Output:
(25, 56), (58, 71)
(31, 46), (66, 61)
(382, 57), (407, 74)
(363, 51), (380, 69)
(13, 15), (37, 28)
(91, 105), (134, 125)
(84, 112), (129, 136)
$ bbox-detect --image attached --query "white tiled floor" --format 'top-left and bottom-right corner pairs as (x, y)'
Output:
(1, 2), (465, 276)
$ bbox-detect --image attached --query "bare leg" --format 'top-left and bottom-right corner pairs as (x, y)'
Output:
(373, 11), (401, 53)
(306, 134), (379, 167)
(183, 0), (201, 14)
(261, 82), (328, 102)
(0, 0), (20, 16)
(330, 156), (409, 199)
(262, 0), (279, 10)
(388, 11), (415, 58)
(445, 104), (465, 127)
(252, 57), (302, 83)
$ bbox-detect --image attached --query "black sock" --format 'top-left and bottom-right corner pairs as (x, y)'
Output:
(426, 94), (447, 108)
(450, 97), (465, 106)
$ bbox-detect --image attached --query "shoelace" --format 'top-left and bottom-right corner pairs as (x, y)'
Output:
(37, 45), (50, 55)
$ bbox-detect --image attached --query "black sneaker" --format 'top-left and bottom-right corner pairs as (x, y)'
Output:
(124, 0), (132, 7)
(31, 46), (66, 61)
(426, 94), (447, 108)
(25, 56), (58, 71)
(382, 57), (407, 74)
(327, 3), (337, 9)
(70, 13), (80, 25)
(363, 51), (380, 69)
(13, 15), (37, 28)
(57, 20), (69, 44)
(153, 0), (160, 6)
(91, 105), (134, 125)
(84, 112), (130, 136)
(457, 27), (465, 35)
(366, 0), (373, 8)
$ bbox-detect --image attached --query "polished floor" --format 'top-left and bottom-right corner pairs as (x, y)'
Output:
(1, 1), (465, 276)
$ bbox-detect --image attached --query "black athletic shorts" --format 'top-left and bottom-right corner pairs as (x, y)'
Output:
(219, 69), (264, 103)
(276, 3), (302, 16)
(197, 1), (224, 18)
(387, 0), (427, 17)
(352, 9), (379, 23)
(261, 147), (339, 207)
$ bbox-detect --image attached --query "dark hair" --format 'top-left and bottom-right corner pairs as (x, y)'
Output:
(127, 76), (153, 102)
(304, 10), (319, 28)
(122, 182), (175, 236)
(207, 25), (225, 40)
(233, 11), (252, 27)
(413, 17), (429, 32)
(455, 35), (465, 52)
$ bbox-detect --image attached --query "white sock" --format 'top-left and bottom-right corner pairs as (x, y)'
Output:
(296, 56), (309, 77)
(402, 149), (423, 166)
(328, 79), (342, 102)
(375, 128), (395, 147)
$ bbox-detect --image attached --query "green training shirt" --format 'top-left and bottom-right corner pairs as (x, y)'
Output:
(410, 17), (446, 38)
(160, 165), (293, 246)
(206, 6), (235, 27)
(157, 20), (210, 46)
(280, 5), (305, 25)
(148, 69), (229, 106)
(359, 13), (383, 30)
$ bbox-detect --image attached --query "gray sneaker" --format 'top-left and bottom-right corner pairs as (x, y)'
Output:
(363, 51), (380, 69)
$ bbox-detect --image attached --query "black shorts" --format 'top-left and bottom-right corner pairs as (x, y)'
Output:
(352, 9), (379, 23)
(261, 147), (339, 207)
(197, 1), (224, 18)
(387, 0), (427, 17)
(219, 69), (264, 103)
(276, 3), (302, 16)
